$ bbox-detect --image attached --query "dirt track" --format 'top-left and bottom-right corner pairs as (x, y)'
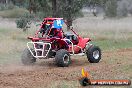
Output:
(0, 49), (132, 88)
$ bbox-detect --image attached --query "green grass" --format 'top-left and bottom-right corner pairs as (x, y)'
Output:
(49, 80), (80, 88)
(0, 53), (20, 64)
(0, 8), (28, 18)
(92, 40), (132, 51)
(0, 28), (8, 33)
(0, 28), (29, 64)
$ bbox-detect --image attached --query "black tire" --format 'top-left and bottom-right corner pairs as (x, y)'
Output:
(21, 48), (36, 65)
(55, 49), (71, 67)
(86, 45), (101, 63)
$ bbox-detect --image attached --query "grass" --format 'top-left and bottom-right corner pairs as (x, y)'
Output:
(48, 80), (80, 88)
(92, 40), (132, 51)
(0, 7), (28, 18)
(0, 26), (35, 64)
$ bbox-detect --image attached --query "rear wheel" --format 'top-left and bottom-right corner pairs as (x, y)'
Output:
(86, 45), (101, 63)
(55, 49), (71, 67)
(21, 48), (36, 65)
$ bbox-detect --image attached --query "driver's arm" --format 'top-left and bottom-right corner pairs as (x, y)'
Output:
(38, 28), (46, 38)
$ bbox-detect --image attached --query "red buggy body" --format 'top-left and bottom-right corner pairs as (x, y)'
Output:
(21, 18), (101, 67)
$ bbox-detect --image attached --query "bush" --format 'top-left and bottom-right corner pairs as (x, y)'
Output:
(16, 13), (34, 32)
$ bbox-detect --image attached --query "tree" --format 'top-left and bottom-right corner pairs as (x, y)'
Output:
(54, 0), (87, 29)
(85, 0), (117, 17)
(52, 0), (58, 17)
(15, 13), (33, 32)
(15, 0), (120, 32)
(105, 0), (117, 17)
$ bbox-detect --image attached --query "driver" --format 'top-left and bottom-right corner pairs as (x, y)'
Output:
(52, 28), (63, 38)
(38, 19), (64, 38)
(38, 23), (51, 38)
(38, 24), (63, 38)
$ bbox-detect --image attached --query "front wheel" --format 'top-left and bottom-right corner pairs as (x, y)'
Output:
(21, 48), (36, 65)
(55, 49), (71, 67)
(86, 45), (101, 63)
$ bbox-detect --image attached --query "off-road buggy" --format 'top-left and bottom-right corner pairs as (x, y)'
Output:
(21, 18), (101, 67)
